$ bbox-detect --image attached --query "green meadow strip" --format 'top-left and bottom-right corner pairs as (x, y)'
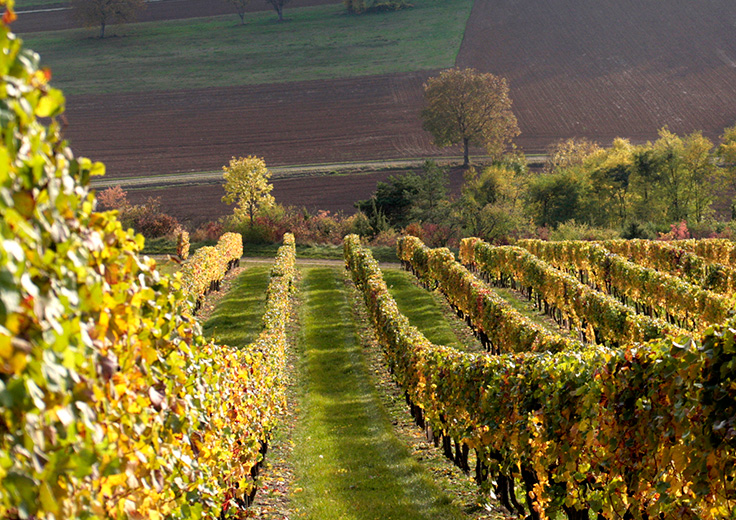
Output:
(383, 268), (478, 352)
(291, 266), (467, 520)
(22, 0), (473, 95)
(202, 265), (271, 346)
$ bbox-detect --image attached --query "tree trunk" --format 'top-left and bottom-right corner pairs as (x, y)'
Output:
(463, 137), (470, 167)
(100, 20), (106, 38)
(277, 4), (284, 21)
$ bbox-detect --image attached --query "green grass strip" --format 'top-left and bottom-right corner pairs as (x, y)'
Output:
(492, 286), (577, 339)
(23, 0), (473, 95)
(383, 268), (473, 351)
(202, 265), (271, 346)
(292, 266), (466, 520)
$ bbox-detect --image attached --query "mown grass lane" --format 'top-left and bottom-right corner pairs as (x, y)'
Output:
(291, 266), (468, 520)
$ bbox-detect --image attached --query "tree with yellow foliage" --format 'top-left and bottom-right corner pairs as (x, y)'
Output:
(222, 155), (275, 227)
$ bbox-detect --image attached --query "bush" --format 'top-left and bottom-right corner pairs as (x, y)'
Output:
(136, 210), (180, 238)
(365, 0), (412, 12)
(549, 219), (621, 241)
(192, 221), (225, 242)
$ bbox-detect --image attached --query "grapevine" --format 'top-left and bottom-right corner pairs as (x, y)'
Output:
(346, 233), (736, 520)
(458, 238), (684, 346)
(0, 7), (294, 516)
(519, 239), (732, 331)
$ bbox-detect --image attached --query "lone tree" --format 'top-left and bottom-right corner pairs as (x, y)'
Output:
(222, 156), (275, 227)
(71, 0), (145, 38)
(264, 0), (290, 21)
(226, 0), (249, 24)
(421, 67), (519, 167)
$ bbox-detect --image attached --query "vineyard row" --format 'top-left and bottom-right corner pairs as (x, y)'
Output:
(457, 238), (682, 346)
(595, 239), (736, 295)
(518, 239), (731, 331)
(345, 233), (736, 520)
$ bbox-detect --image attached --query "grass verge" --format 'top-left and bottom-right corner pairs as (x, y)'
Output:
(291, 266), (469, 519)
(23, 0), (473, 95)
(201, 265), (271, 346)
(344, 269), (510, 520)
(16, 0), (64, 8)
(383, 268), (480, 351)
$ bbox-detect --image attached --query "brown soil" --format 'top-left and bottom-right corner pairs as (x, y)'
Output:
(125, 165), (469, 225)
(64, 72), (451, 180)
(456, 0), (736, 148)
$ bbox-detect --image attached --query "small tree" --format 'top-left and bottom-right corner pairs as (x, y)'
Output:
(71, 0), (145, 38)
(421, 67), (519, 167)
(222, 156), (275, 227)
(264, 0), (290, 21)
(406, 160), (450, 224)
(226, 0), (249, 24)
(544, 138), (601, 173)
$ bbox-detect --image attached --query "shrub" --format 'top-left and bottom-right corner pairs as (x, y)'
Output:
(136, 209), (180, 238)
(549, 219), (621, 241)
(365, 0), (412, 12)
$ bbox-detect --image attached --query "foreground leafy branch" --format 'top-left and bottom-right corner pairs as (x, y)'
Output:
(0, 5), (294, 515)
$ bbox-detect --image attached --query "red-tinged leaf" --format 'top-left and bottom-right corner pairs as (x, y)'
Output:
(3, 8), (16, 25)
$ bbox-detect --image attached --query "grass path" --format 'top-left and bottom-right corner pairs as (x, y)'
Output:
(383, 268), (481, 352)
(291, 266), (469, 520)
(202, 265), (271, 346)
(491, 286), (578, 339)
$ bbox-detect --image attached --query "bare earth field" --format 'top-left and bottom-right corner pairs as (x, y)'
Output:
(63, 72), (448, 178)
(124, 166), (469, 226)
(457, 0), (736, 147)
(17, 0), (736, 217)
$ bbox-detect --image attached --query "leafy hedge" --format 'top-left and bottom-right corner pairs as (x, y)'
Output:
(346, 233), (736, 520)
(397, 236), (582, 353)
(676, 238), (736, 268)
(213, 233), (295, 511)
(597, 239), (736, 295)
(0, 4), (293, 516)
(459, 238), (682, 346)
(518, 239), (732, 331)
(180, 232), (243, 310)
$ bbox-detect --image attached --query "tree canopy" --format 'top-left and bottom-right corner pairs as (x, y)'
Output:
(421, 67), (519, 167)
(71, 0), (145, 38)
(222, 155), (275, 227)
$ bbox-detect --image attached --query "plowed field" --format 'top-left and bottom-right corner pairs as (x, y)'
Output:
(456, 0), (736, 147)
(64, 72), (448, 178)
(125, 166), (469, 225)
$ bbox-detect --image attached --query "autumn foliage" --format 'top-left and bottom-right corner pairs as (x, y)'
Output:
(0, 4), (292, 517)
(346, 234), (736, 519)
(421, 67), (519, 166)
